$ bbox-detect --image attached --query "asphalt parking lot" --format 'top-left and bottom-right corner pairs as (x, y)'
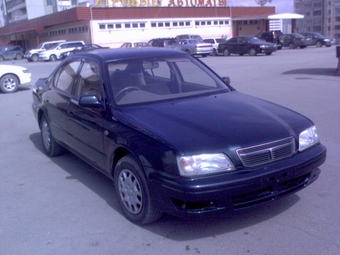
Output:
(1, 47), (339, 255)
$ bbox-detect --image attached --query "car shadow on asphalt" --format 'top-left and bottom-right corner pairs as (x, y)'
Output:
(29, 132), (301, 240)
(282, 68), (339, 77)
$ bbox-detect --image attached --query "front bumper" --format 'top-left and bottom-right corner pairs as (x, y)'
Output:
(149, 144), (326, 219)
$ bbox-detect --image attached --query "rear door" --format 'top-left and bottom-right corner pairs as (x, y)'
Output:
(44, 60), (81, 143)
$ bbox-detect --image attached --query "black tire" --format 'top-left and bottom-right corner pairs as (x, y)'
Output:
(202, 54), (208, 58)
(223, 48), (230, 56)
(40, 115), (64, 157)
(0, 55), (4, 61)
(15, 54), (23, 60)
(239, 53), (244, 56)
(212, 48), (217, 56)
(288, 42), (295, 49)
(0, 74), (19, 93)
(265, 52), (272, 55)
(114, 155), (162, 225)
(49, 54), (57, 61)
(249, 48), (257, 56)
(31, 54), (39, 62)
(316, 41), (322, 48)
(326, 45), (331, 47)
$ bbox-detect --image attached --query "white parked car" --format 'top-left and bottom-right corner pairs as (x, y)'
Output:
(203, 38), (228, 56)
(0, 65), (31, 93)
(38, 41), (85, 61)
(24, 40), (66, 62)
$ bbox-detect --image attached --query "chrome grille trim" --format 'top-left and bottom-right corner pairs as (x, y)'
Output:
(236, 137), (295, 167)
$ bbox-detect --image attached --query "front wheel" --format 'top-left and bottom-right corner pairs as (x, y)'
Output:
(288, 42), (295, 49)
(31, 54), (39, 62)
(0, 74), (19, 93)
(223, 48), (230, 56)
(114, 155), (162, 225)
(49, 54), (57, 61)
(40, 115), (64, 157)
(316, 41), (322, 47)
(249, 48), (257, 56)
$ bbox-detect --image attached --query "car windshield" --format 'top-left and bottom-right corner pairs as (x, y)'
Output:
(312, 32), (323, 38)
(216, 38), (227, 43)
(246, 37), (263, 43)
(107, 55), (230, 105)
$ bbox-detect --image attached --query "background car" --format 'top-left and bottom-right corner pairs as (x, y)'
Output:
(120, 42), (150, 48)
(148, 37), (178, 48)
(300, 32), (334, 47)
(0, 64), (31, 93)
(32, 48), (326, 225)
(217, 36), (277, 56)
(60, 44), (109, 59)
(25, 40), (66, 62)
(177, 39), (213, 57)
(0, 45), (24, 61)
(255, 30), (283, 49)
(38, 41), (85, 61)
(203, 38), (227, 56)
(279, 33), (312, 49)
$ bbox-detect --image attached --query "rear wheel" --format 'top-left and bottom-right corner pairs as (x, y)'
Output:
(0, 74), (19, 93)
(288, 42), (295, 49)
(211, 48), (217, 56)
(114, 155), (162, 225)
(15, 54), (23, 60)
(40, 115), (64, 157)
(223, 48), (230, 56)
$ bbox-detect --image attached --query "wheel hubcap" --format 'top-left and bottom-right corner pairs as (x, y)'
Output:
(41, 120), (51, 150)
(118, 169), (142, 214)
(3, 78), (16, 91)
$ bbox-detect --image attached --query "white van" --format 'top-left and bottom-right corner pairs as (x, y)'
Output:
(175, 34), (203, 41)
(39, 41), (85, 61)
(24, 40), (66, 62)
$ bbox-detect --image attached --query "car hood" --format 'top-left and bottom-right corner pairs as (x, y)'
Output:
(114, 91), (313, 155)
(0, 65), (28, 75)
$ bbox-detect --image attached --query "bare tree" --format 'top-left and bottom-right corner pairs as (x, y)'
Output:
(255, 0), (273, 7)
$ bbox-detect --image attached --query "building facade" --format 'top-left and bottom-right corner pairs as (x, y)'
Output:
(294, 0), (340, 41)
(0, 5), (278, 51)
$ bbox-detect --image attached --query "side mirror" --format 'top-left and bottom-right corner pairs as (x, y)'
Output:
(221, 76), (231, 85)
(79, 95), (105, 110)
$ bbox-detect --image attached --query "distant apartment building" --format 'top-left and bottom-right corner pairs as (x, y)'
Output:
(0, 0), (82, 26)
(294, 0), (340, 41)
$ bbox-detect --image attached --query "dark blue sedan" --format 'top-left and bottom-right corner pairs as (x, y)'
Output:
(32, 48), (326, 224)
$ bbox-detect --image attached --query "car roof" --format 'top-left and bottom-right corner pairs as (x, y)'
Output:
(68, 47), (188, 62)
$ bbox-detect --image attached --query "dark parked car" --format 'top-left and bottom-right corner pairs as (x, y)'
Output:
(300, 32), (334, 47)
(60, 44), (109, 59)
(279, 33), (313, 49)
(217, 36), (277, 56)
(0, 45), (24, 61)
(255, 30), (283, 49)
(32, 48), (326, 225)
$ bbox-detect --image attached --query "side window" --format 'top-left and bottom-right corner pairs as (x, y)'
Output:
(54, 60), (81, 94)
(76, 61), (102, 99)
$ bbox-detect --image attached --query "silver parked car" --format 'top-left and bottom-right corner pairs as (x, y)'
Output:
(177, 39), (213, 57)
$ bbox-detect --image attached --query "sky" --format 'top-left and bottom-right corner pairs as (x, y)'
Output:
(227, 0), (294, 14)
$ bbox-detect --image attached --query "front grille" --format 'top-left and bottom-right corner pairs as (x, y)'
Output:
(236, 137), (295, 167)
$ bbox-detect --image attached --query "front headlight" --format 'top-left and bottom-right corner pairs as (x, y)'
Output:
(299, 126), (319, 151)
(177, 153), (235, 176)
